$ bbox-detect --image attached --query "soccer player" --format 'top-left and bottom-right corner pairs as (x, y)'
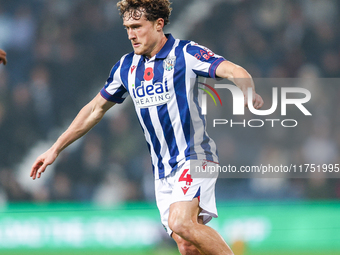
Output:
(30, 0), (263, 254)
(0, 49), (7, 65)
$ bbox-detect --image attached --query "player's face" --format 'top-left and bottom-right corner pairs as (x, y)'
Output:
(123, 13), (161, 58)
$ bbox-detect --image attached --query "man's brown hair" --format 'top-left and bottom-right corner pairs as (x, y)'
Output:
(117, 0), (172, 26)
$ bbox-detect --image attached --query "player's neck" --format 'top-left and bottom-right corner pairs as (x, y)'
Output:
(146, 34), (167, 59)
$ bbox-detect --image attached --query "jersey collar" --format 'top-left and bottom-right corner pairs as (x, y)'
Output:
(141, 34), (175, 62)
(155, 33), (175, 60)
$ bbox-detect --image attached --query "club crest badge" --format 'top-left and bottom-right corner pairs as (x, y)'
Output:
(163, 56), (176, 71)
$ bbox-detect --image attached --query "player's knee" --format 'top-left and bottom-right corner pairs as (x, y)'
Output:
(168, 214), (192, 239)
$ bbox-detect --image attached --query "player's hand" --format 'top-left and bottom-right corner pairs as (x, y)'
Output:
(0, 49), (7, 65)
(252, 92), (264, 109)
(30, 148), (58, 180)
(243, 88), (264, 109)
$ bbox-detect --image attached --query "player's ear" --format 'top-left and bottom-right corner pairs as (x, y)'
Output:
(155, 18), (164, 31)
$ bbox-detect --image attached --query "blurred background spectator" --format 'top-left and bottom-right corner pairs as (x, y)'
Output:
(0, 0), (339, 204)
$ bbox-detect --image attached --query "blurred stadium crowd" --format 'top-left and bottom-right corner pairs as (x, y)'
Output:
(0, 0), (339, 205)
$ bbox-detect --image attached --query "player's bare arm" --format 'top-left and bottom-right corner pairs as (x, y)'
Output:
(30, 93), (115, 180)
(0, 49), (7, 65)
(216, 60), (264, 109)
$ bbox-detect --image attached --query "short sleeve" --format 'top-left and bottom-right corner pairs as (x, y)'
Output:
(185, 43), (225, 79)
(100, 59), (129, 104)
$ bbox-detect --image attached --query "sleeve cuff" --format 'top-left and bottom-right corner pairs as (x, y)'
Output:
(209, 58), (225, 79)
(100, 88), (125, 104)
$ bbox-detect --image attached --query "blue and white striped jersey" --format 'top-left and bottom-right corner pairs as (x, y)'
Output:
(100, 34), (225, 179)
